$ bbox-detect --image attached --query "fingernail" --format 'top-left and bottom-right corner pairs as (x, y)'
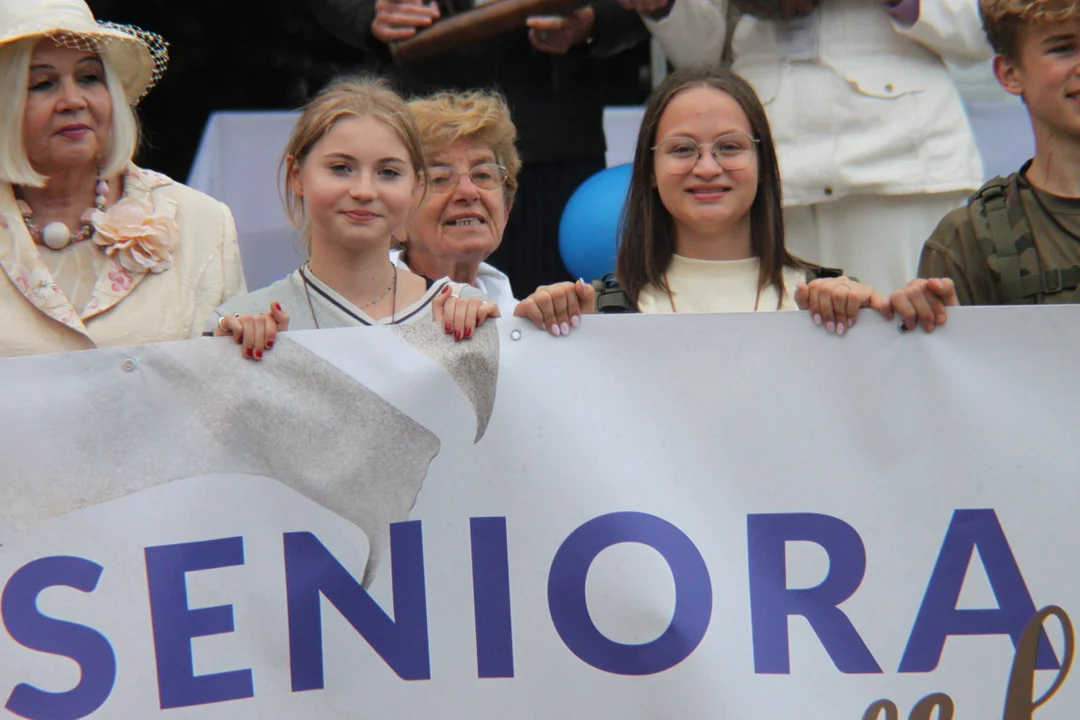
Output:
(445, 322), (452, 333)
(441, 285), (451, 295)
(550, 323), (561, 336)
(837, 323), (846, 336)
(254, 349), (263, 359)
(245, 348), (253, 358)
(274, 301), (282, 312)
(464, 327), (472, 338)
(848, 316), (855, 327)
(826, 321), (835, 333)
(560, 322), (570, 335)
(266, 340), (274, 349)
(813, 314), (822, 326)
(571, 315), (581, 328)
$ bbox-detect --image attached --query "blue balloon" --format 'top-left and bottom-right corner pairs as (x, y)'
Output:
(559, 164), (632, 283)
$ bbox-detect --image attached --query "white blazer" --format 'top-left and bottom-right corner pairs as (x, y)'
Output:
(644, 0), (992, 205)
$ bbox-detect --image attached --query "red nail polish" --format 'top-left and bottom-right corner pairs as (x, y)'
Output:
(245, 348), (253, 358)
(441, 285), (451, 295)
(455, 330), (462, 340)
(255, 349), (263, 359)
(445, 322), (452, 333)
(274, 301), (282, 312)
(266, 340), (274, 349)
(464, 327), (472, 338)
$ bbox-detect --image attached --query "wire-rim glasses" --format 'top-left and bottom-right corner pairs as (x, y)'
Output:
(652, 132), (760, 173)
(427, 163), (508, 193)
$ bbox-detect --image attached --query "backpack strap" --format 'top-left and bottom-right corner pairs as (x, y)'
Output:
(591, 273), (635, 314)
(806, 265), (844, 281)
(972, 174), (1080, 303)
(976, 176), (1026, 303)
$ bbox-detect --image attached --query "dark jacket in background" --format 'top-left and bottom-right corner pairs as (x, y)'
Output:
(309, 0), (649, 163)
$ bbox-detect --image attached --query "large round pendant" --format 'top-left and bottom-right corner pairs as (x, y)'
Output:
(42, 222), (72, 250)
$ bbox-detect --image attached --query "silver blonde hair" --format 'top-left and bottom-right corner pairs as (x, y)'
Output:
(0, 36), (140, 187)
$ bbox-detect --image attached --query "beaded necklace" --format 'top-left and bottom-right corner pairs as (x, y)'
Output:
(15, 178), (108, 250)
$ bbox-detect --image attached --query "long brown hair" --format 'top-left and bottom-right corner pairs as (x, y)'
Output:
(616, 65), (807, 309)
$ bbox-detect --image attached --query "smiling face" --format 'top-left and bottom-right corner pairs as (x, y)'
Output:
(996, 19), (1080, 142)
(405, 137), (511, 265)
(652, 86), (758, 244)
(291, 114), (419, 256)
(22, 39), (113, 175)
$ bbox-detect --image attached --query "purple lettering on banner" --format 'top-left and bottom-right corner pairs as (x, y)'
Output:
(899, 508), (1058, 673)
(470, 517), (515, 678)
(284, 521), (430, 691)
(2, 556), (116, 720)
(547, 511), (713, 675)
(144, 537), (253, 709)
(747, 513), (882, 675)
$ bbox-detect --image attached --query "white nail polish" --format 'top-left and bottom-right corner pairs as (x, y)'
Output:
(837, 323), (846, 336)
(560, 322), (570, 335)
(550, 323), (561, 336)
(571, 315), (581, 328)
(813, 314), (822, 326)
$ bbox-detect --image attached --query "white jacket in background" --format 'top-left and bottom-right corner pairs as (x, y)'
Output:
(644, 0), (991, 205)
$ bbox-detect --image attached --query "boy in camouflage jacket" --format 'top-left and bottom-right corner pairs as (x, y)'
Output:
(890, 0), (1080, 332)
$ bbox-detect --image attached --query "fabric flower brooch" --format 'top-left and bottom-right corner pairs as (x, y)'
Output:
(91, 196), (179, 274)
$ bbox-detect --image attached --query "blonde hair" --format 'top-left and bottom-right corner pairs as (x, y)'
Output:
(281, 75), (426, 237)
(0, 36), (139, 187)
(980, 0), (1080, 58)
(408, 90), (521, 200)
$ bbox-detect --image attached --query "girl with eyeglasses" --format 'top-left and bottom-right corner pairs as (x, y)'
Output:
(515, 65), (892, 335)
(212, 76), (500, 359)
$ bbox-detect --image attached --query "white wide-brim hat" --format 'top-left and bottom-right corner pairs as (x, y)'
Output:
(0, 0), (168, 104)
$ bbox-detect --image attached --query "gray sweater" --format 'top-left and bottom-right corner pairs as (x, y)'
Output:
(213, 266), (486, 331)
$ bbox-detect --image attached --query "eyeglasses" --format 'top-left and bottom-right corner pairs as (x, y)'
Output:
(652, 133), (760, 173)
(427, 163), (508, 193)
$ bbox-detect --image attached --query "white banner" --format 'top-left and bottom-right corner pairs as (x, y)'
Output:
(0, 309), (1077, 719)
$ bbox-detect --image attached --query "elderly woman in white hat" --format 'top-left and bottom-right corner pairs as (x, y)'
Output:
(0, 0), (246, 358)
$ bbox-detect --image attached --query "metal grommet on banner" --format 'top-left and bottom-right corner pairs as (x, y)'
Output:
(510, 329), (522, 341)
(121, 357), (137, 372)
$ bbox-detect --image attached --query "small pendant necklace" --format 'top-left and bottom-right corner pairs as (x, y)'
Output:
(16, 178), (108, 250)
(302, 263), (399, 329)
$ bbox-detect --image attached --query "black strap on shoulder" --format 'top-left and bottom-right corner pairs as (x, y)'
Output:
(806, 265), (844, 281)
(591, 273), (635, 314)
